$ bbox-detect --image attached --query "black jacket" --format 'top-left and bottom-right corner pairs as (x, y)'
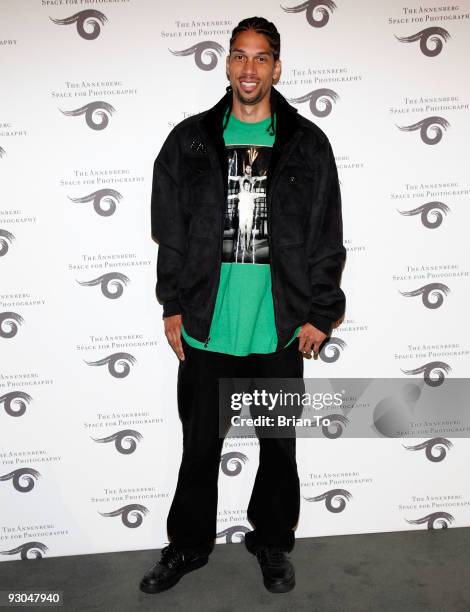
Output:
(151, 86), (346, 352)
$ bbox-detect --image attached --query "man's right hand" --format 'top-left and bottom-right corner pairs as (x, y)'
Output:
(163, 314), (185, 361)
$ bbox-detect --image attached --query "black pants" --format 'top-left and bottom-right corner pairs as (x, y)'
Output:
(166, 335), (304, 556)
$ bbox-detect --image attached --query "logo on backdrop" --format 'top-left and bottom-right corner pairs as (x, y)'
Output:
(0, 146), (5, 158)
(399, 282), (450, 308)
(403, 437), (453, 462)
(91, 429), (143, 454)
(77, 272), (130, 298)
(50, 10), (108, 40)
(397, 201), (450, 228)
(322, 414), (349, 438)
(169, 41), (224, 70)
(304, 488), (352, 512)
(281, 0), (337, 28)
(0, 391), (33, 417)
(68, 189), (123, 216)
(84, 352), (137, 378)
(395, 27), (450, 57)
(401, 361), (451, 387)
(220, 452), (248, 476)
(396, 116), (450, 145)
(99, 504), (148, 528)
(0, 468), (40, 492)
(0, 229), (15, 256)
(60, 101), (115, 130)
(319, 337), (347, 363)
(287, 88), (339, 117)
(0, 542), (49, 560)
(216, 526), (250, 543)
(406, 511), (454, 529)
(0, 312), (24, 338)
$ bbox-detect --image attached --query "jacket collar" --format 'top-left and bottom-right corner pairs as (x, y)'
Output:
(200, 85), (300, 149)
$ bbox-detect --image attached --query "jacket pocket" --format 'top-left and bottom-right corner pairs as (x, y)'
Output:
(180, 160), (218, 211)
(279, 169), (314, 217)
(178, 234), (218, 309)
(275, 241), (311, 327)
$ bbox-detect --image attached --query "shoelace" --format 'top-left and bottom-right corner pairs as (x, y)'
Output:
(256, 547), (286, 568)
(160, 544), (184, 569)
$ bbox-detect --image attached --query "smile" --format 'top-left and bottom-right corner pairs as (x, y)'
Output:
(240, 81), (258, 92)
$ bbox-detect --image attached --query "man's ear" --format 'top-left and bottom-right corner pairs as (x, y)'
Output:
(273, 59), (282, 84)
(225, 56), (230, 80)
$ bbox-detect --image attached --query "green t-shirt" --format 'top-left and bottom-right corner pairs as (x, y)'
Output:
(182, 110), (301, 355)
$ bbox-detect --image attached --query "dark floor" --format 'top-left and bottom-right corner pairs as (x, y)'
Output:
(1, 527), (470, 612)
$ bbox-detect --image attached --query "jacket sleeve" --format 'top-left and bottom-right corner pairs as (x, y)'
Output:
(307, 138), (346, 336)
(150, 130), (188, 318)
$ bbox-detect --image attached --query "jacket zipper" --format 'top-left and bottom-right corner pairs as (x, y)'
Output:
(266, 131), (303, 351)
(203, 208), (224, 348)
(199, 131), (226, 349)
(266, 188), (279, 350)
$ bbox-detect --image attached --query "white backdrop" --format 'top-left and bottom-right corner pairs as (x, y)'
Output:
(1, 0), (470, 561)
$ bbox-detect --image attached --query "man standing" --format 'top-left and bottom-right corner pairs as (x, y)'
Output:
(141, 16), (346, 594)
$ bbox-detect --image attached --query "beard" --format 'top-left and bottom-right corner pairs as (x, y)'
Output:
(232, 83), (268, 106)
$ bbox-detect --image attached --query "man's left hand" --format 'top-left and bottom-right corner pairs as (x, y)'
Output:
(297, 323), (328, 359)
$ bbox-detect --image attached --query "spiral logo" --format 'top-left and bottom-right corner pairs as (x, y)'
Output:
(220, 452), (248, 476)
(321, 414), (349, 438)
(400, 282), (450, 309)
(68, 189), (123, 217)
(403, 437), (453, 462)
(60, 101), (115, 130)
(281, 0), (337, 28)
(0, 468), (41, 492)
(0, 229), (15, 257)
(319, 337), (347, 363)
(305, 488), (352, 512)
(397, 116), (450, 145)
(99, 503), (148, 528)
(0, 542), (48, 560)
(216, 525), (250, 543)
(397, 201), (450, 229)
(169, 41), (224, 71)
(287, 88), (339, 117)
(395, 27), (450, 57)
(84, 352), (137, 378)
(77, 272), (130, 298)
(0, 391), (32, 417)
(50, 10), (108, 40)
(0, 311), (24, 339)
(401, 361), (451, 387)
(91, 429), (143, 454)
(0, 146), (6, 158)
(406, 511), (454, 529)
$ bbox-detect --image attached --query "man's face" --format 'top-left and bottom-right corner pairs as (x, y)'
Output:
(226, 29), (281, 107)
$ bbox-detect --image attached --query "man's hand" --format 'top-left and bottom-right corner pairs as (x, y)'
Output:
(297, 323), (328, 359)
(163, 314), (185, 361)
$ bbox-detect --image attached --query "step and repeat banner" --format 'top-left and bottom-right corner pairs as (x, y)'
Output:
(1, 0), (469, 562)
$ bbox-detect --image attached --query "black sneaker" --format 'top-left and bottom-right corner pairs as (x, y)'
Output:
(244, 532), (295, 593)
(139, 543), (208, 594)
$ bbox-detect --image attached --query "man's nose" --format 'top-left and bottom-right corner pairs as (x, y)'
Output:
(244, 57), (257, 73)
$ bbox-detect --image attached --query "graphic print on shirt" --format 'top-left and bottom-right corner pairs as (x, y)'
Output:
(223, 145), (271, 265)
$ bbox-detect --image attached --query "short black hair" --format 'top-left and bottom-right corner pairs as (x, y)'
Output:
(229, 16), (280, 61)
